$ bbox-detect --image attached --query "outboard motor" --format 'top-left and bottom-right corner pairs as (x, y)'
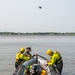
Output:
(30, 64), (42, 75)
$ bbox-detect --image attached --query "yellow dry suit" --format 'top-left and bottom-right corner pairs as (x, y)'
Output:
(15, 51), (31, 69)
(47, 51), (63, 75)
(48, 51), (62, 66)
(16, 51), (31, 62)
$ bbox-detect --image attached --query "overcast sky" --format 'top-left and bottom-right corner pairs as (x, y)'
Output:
(0, 0), (75, 33)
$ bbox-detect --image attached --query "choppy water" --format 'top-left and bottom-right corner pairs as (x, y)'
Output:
(0, 35), (75, 75)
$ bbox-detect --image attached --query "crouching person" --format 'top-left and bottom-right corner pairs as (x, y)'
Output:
(15, 48), (31, 70)
(44, 49), (63, 75)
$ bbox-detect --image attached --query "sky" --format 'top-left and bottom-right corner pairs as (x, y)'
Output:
(0, 0), (75, 33)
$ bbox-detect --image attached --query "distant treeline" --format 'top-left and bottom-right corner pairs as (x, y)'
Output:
(0, 32), (75, 35)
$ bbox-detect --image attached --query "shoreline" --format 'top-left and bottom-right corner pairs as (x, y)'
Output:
(0, 32), (75, 36)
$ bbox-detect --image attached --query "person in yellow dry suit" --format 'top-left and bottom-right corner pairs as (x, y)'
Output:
(44, 49), (63, 75)
(15, 48), (31, 70)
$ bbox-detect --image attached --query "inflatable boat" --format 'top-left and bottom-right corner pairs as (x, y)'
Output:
(14, 55), (60, 75)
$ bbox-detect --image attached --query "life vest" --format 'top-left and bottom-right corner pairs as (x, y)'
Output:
(16, 52), (23, 62)
(54, 51), (62, 64)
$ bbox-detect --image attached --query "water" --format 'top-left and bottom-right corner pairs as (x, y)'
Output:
(0, 35), (75, 75)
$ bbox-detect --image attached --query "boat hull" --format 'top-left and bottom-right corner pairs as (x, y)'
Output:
(15, 57), (60, 75)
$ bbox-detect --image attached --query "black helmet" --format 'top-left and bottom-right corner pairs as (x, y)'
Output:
(30, 64), (42, 75)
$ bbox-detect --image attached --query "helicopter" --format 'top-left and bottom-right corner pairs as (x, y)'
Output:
(38, 6), (42, 9)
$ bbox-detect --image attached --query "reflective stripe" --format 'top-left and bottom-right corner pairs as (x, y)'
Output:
(57, 59), (62, 64)
(55, 57), (62, 64)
